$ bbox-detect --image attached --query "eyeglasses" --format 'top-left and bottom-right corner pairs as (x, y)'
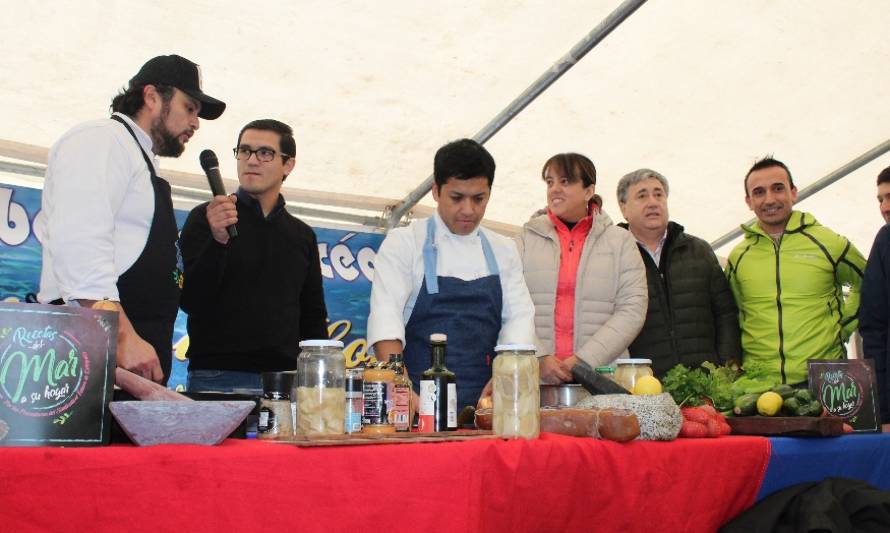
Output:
(233, 146), (292, 162)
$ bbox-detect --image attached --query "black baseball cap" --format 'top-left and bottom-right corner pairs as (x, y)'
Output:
(129, 54), (226, 120)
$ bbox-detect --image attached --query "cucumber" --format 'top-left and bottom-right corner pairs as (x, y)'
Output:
(795, 404), (814, 417)
(782, 397), (800, 416)
(794, 389), (813, 404)
(807, 400), (824, 417)
(458, 405), (476, 426)
(771, 384), (796, 399)
(733, 393), (759, 416)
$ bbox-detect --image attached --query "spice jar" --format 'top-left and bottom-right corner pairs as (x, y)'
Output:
(614, 358), (654, 392)
(296, 340), (346, 436)
(387, 354), (413, 432)
(344, 366), (364, 434)
(258, 371), (295, 440)
(362, 361), (396, 434)
(492, 344), (539, 439)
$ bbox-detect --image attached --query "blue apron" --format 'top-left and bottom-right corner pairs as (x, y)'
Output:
(403, 217), (503, 408)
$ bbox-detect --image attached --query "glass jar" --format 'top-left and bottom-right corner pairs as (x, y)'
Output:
(362, 361), (396, 434)
(295, 340), (346, 436)
(614, 358), (654, 392)
(344, 366), (364, 434)
(595, 366), (617, 382)
(492, 344), (540, 439)
(257, 371), (295, 440)
(388, 354), (413, 432)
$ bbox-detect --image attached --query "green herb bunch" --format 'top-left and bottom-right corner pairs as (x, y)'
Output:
(662, 362), (744, 411)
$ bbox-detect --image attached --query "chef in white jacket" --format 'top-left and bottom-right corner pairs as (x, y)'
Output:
(368, 139), (536, 409)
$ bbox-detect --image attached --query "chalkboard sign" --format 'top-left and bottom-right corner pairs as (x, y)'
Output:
(0, 302), (117, 446)
(808, 359), (880, 433)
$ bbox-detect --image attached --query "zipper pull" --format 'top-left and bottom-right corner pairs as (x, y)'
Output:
(569, 240), (574, 253)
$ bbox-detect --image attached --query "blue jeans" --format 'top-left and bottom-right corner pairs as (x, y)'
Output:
(187, 369), (263, 394)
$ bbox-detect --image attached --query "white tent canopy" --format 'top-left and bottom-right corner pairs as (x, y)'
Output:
(2, 0), (888, 254)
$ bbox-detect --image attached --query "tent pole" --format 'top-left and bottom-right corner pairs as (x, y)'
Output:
(385, 0), (648, 230)
(710, 138), (890, 251)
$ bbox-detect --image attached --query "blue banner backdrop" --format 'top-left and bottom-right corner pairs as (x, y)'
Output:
(0, 183), (384, 390)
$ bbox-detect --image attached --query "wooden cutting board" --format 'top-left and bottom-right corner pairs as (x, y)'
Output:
(277, 429), (499, 447)
(727, 416), (844, 437)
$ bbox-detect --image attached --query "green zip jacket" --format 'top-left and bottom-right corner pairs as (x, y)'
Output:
(726, 211), (865, 393)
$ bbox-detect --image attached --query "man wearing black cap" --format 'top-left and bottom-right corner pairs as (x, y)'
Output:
(36, 54), (225, 384)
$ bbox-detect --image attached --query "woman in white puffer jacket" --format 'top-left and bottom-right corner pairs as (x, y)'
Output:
(517, 153), (647, 384)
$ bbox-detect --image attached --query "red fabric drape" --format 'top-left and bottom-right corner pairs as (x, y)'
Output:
(0, 433), (770, 533)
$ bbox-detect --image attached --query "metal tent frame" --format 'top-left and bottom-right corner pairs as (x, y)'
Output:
(0, 0), (885, 247)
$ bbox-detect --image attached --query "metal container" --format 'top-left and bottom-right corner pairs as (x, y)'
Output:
(539, 383), (591, 408)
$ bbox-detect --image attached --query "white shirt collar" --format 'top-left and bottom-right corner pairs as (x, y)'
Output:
(634, 228), (668, 266)
(433, 210), (481, 242)
(112, 112), (156, 161)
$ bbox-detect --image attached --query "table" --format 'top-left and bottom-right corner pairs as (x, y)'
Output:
(0, 433), (770, 533)
(759, 432), (890, 499)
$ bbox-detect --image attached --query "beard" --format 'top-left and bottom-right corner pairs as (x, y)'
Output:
(150, 102), (187, 158)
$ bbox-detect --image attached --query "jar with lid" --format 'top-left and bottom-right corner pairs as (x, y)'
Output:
(258, 371), (296, 440)
(595, 366), (617, 383)
(295, 340), (346, 436)
(362, 361), (396, 434)
(492, 344), (539, 439)
(613, 358), (654, 392)
(387, 354), (413, 432)
(344, 365), (364, 434)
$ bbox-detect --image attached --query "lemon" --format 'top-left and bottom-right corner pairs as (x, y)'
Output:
(756, 391), (783, 416)
(91, 299), (118, 312)
(633, 375), (663, 395)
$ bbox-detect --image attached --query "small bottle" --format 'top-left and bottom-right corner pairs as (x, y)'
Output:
(344, 366), (364, 434)
(388, 354), (412, 432)
(418, 333), (457, 433)
(362, 361), (396, 434)
(257, 371), (295, 440)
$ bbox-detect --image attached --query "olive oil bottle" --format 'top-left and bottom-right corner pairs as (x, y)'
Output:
(418, 333), (457, 432)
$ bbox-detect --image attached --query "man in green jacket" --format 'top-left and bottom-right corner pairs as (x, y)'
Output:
(726, 157), (865, 393)
(617, 168), (741, 377)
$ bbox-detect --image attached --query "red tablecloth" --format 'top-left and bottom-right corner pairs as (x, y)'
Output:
(0, 433), (770, 532)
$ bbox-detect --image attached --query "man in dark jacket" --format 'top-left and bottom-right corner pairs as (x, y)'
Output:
(179, 119), (328, 393)
(860, 165), (890, 428)
(617, 168), (741, 377)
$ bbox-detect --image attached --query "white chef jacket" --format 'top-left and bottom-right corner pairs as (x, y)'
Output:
(36, 113), (158, 303)
(367, 212), (536, 351)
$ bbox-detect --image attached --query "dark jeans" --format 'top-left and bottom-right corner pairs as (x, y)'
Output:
(187, 369), (263, 395)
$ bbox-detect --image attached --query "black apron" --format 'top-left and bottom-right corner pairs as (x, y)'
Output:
(110, 115), (181, 384)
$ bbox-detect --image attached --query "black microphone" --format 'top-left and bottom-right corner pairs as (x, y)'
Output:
(199, 149), (238, 239)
